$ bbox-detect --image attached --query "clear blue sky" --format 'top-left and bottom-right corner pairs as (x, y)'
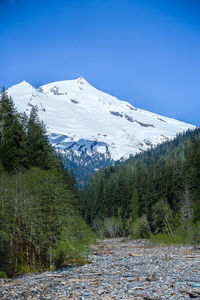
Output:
(0, 0), (200, 126)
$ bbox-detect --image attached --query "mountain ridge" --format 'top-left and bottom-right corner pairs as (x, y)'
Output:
(7, 78), (195, 160)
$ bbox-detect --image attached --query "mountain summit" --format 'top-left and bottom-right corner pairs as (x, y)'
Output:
(7, 78), (195, 160)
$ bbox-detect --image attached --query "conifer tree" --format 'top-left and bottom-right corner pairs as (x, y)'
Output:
(184, 139), (200, 221)
(0, 89), (26, 171)
(26, 105), (56, 169)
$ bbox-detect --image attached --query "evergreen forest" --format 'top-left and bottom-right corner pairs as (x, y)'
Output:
(0, 89), (95, 278)
(80, 127), (200, 242)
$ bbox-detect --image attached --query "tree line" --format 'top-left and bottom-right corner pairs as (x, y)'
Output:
(0, 89), (94, 277)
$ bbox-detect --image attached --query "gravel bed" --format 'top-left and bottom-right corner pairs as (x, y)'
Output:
(0, 238), (200, 299)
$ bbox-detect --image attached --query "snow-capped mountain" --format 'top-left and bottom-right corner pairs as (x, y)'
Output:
(7, 77), (195, 160)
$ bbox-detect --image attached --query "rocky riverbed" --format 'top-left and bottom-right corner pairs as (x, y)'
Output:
(1, 238), (200, 299)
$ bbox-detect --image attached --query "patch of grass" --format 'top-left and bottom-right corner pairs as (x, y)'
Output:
(64, 257), (91, 266)
(151, 233), (182, 245)
(0, 271), (7, 278)
(14, 265), (49, 277)
(151, 229), (200, 245)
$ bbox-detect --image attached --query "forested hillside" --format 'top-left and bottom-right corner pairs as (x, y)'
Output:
(0, 89), (95, 278)
(80, 127), (200, 242)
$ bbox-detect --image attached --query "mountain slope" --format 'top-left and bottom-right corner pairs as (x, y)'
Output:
(7, 77), (195, 160)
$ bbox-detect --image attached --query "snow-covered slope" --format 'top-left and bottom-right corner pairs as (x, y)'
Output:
(7, 77), (195, 160)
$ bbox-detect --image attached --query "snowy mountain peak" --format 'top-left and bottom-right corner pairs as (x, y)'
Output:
(40, 77), (90, 94)
(76, 77), (88, 84)
(7, 78), (195, 160)
(14, 80), (34, 89)
(8, 81), (35, 94)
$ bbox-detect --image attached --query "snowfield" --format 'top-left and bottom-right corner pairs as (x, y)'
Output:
(7, 77), (195, 160)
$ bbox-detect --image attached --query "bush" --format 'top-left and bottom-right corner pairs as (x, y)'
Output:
(55, 218), (96, 267)
(128, 215), (151, 239)
(92, 217), (123, 238)
(103, 217), (123, 238)
(0, 271), (7, 278)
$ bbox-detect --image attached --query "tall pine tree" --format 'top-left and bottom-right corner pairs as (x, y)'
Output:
(26, 105), (57, 170)
(0, 89), (26, 171)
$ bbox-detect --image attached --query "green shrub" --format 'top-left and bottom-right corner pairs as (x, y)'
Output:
(55, 217), (96, 267)
(0, 271), (7, 278)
